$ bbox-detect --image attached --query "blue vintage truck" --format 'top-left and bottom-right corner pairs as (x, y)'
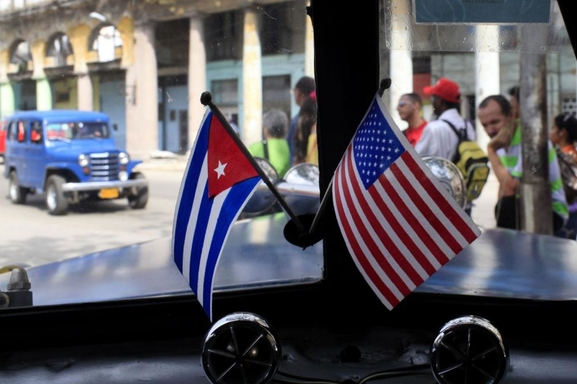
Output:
(3, 110), (148, 215)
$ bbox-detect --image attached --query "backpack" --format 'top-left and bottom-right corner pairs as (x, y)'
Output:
(443, 119), (491, 202)
(556, 149), (577, 205)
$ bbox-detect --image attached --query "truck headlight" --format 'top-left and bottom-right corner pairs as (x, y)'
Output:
(78, 154), (89, 167)
(119, 171), (128, 181)
(118, 152), (129, 165)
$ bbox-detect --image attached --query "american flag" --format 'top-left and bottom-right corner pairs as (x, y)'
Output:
(173, 109), (261, 320)
(332, 93), (480, 310)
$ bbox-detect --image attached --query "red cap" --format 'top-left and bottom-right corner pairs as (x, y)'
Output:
(423, 78), (460, 103)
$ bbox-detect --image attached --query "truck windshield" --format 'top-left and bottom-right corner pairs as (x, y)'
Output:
(47, 122), (110, 140)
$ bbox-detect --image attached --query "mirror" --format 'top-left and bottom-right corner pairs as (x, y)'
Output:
(283, 163), (319, 186)
(422, 156), (467, 210)
(240, 157), (280, 218)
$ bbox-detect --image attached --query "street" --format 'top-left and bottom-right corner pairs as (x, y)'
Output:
(0, 163), (186, 269)
(0, 157), (499, 270)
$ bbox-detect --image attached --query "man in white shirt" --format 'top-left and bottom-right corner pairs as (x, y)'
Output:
(416, 77), (476, 214)
(416, 77), (476, 160)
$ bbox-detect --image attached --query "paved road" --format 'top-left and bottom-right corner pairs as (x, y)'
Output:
(0, 161), (187, 269)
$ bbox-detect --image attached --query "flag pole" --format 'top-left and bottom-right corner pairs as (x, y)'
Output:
(307, 78), (392, 238)
(200, 91), (307, 233)
(307, 178), (332, 236)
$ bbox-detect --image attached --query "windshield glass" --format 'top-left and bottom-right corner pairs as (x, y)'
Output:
(0, 0), (320, 308)
(47, 122), (110, 140)
(381, 0), (575, 233)
(0, 0), (576, 311)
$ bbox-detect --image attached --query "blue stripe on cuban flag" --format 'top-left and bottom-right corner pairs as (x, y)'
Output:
(172, 109), (261, 320)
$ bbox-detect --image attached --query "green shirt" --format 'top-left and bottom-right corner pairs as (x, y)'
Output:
(248, 138), (291, 178)
(496, 124), (569, 221)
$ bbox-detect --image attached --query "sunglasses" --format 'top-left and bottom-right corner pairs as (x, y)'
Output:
(397, 101), (410, 107)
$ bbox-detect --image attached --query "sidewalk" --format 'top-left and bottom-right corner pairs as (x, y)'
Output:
(470, 171), (498, 230)
(135, 151), (188, 172)
(136, 151), (499, 230)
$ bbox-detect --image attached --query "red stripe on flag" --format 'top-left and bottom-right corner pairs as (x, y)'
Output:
(368, 176), (442, 274)
(344, 153), (427, 286)
(375, 172), (451, 266)
(402, 154), (479, 244)
(337, 157), (412, 297)
(390, 161), (463, 254)
(334, 161), (401, 308)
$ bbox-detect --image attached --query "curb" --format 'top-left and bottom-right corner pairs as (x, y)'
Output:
(136, 159), (187, 172)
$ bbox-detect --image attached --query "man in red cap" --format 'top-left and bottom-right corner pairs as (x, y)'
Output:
(416, 77), (477, 214)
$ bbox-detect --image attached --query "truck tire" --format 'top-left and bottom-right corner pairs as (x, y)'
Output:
(45, 175), (69, 216)
(128, 172), (148, 209)
(8, 170), (27, 204)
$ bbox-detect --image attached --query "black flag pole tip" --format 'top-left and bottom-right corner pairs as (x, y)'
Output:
(200, 91), (212, 106)
(378, 78), (392, 97)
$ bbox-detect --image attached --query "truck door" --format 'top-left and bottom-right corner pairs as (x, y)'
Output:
(22, 120), (46, 188)
(6, 120), (27, 185)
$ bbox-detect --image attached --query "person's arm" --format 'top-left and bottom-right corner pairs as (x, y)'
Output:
(414, 124), (440, 157)
(488, 143), (519, 197)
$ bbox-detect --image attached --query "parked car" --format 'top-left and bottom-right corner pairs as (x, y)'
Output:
(2, 110), (148, 215)
(0, 119), (6, 163)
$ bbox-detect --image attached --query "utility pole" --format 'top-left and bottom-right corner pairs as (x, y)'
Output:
(519, 24), (552, 235)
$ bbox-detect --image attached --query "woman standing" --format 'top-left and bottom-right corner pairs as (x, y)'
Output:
(294, 91), (318, 165)
(550, 112), (577, 238)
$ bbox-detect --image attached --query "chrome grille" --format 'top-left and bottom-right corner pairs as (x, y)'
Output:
(89, 152), (120, 181)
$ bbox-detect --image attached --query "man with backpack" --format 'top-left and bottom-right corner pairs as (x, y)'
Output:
(415, 77), (478, 215)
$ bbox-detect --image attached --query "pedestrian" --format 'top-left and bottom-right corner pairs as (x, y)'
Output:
(550, 112), (577, 238)
(415, 77), (476, 214)
(293, 91), (317, 165)
(288, 76), (316, 164)
(477, 94), (568, 234)
(248, 108), (291, 178)
(397, 93), (427, 147)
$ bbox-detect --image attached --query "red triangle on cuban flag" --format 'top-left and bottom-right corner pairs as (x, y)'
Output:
(207, 115), (259, 198)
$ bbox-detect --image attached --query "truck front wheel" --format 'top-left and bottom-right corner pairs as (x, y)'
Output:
(46, 175), (69, 216)
(128, 172), (148, 209)
(8, 171), (27, 204)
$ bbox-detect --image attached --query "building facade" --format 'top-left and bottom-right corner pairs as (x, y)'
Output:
(0, 0), (314, 159)
(1, 0), (575, 159)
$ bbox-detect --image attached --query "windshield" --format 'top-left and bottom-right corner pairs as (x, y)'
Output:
(0, 0), (576, 312)
(47, 122), (110, 140)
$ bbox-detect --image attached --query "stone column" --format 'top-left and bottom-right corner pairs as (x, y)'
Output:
(304, 0), (314, 78)
(0, 49), (15, 118)
(125, 22), (159, 159)
(389, 0), (413, 129)
(69, 24), (93, 111)
(189, 13), (207, 149)
(519, 24), (551, 235)
(475, 25), (500, 152)
(76, 74), (93, 111)
(30, 40), (52, 111)
(242, 6), (263, 145)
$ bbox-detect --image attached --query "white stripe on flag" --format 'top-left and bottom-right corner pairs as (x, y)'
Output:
(370, 179), (443, 270)
(395, 159), (470, 248)
(343, 152), (421, 288)
(353, 167), (432, 280)
(378, 166), (454, 260)
(182, 154), (209, 283)
(196, 187), (229, 307)
(335, 151), (405, 303)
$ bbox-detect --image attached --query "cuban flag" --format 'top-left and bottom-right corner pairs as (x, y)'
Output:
(172, 109), (261, 320)
(332, 93), (480, 310)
